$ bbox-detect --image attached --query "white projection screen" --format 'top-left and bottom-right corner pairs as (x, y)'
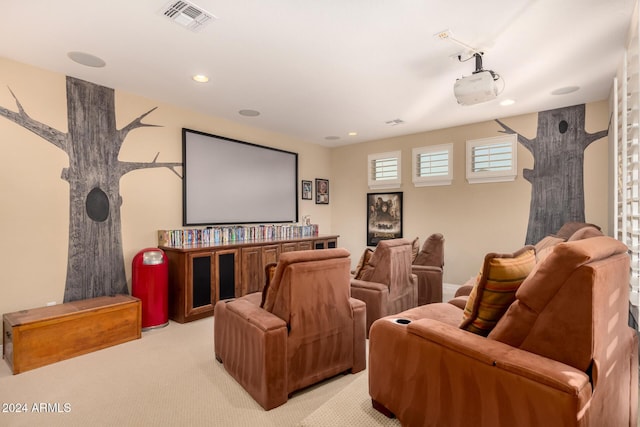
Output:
(182, 129), (298, 225)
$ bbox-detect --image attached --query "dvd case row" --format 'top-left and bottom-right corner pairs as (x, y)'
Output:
(158, 224), (319, 247)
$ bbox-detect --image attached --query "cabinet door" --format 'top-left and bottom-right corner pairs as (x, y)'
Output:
(187, 252), (214, 319)
(297, 241), (313, 251)
(240, 247), (263, 295)
(281, 242), (297, 253)
(262, 244), (280, 266)
(214, 249), (240, 302)
(282, 240), (314, 252)
(313, 239), (327, 250)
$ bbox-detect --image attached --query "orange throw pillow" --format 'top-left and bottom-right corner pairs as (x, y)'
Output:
(460, 246), (536, 336)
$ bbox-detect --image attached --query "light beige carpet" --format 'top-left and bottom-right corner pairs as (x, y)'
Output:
(0, 316), (395, 427)
(3, 312), (633, 426)
(299, 373), (399, 426)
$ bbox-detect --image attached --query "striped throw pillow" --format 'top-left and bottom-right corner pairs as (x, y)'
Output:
(460, 246), (536, 336)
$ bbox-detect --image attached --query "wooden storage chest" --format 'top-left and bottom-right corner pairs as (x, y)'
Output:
(2, 294), (141, 374)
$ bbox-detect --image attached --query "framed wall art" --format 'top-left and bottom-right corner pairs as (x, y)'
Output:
(367, 192), (403, 246)
(315, 178), (329, 204)
(302, 180), (312, 200)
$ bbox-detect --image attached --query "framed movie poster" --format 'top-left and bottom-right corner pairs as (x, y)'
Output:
(302, 180), (312, 200)
(367, 192), (403, 246)
(316, 178), (329, 204)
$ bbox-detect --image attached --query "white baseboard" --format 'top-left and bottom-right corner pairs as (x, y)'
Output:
(443, 282), (459, 291)
(443, 282), (460, 301)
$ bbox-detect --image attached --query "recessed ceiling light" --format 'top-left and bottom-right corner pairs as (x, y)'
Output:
(348, 132), (358, 136)
(499, 99), (515, 106)
(67, 51), (106, 68)
(239, 109), (260, 117)
(551, 86), (580, 95)
(192, 74), (209, 83)
(325, 136), (340, 140)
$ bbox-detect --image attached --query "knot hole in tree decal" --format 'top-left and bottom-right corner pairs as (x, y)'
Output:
(86, 187), (110, 222)
(559, 120), (569, 134)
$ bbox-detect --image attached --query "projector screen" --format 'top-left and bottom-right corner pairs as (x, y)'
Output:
(182, 128), (298, 226)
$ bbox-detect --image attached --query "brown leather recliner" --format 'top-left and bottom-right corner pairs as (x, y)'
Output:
(451, 222), (604, 308)
(369, 236), (638, 427)
(412, 233), (444, 305)
(350, 238), (417, 335)
(214, 248), (366, 410)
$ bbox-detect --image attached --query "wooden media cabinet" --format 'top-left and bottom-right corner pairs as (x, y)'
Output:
(3, 294), (141, 374)
(160, 235), (339, 323)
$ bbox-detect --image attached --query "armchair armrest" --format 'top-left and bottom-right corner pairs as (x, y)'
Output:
(408, 319), (589, 393)
(350, 279), (389, 336)
(454, 284), (474, 297)
(350, 278), (388, 292)
(349, 297), (367, 372)
(214, 298), (288, 410)
(226, 298), (287, 332)
(369, 317), (591, 426)
(411, 265), (443, 273)
(412, 266), (443, 304)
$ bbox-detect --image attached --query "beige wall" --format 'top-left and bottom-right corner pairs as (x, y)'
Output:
(330, 101), (610, 285)
(0, 57), (611, 315)
(0, 57), (332, 315)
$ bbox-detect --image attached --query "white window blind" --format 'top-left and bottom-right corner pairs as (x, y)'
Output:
(374, 157), (398, 180)
(412, 143), (453, 186)
(613, 0), (640, 314)
(368, 151), (401, 189)
(471, 142), (512, 172)
(465, 134), (517, 184)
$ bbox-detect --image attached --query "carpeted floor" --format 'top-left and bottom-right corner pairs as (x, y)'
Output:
(1, 296), (636, 426)
(299, 373), (399, 426)
(0, 316), (396, 427)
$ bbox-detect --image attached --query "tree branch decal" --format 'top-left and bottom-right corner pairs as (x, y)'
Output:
(0, 87), (69, 152)
(0, 77), (182, 302)
(495, 104), (608, 244)
(119, 152), (183, 178)
(495, 118), (533, 153)
(116, 106), (162, 152)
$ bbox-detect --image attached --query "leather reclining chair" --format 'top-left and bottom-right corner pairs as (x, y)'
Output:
(214, 248), (366, 410)
(412, 233), (444, 305)
(350, 238), (417, 336)
(368, 236), (638, 427)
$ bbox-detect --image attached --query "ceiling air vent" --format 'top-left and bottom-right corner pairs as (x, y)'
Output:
(159, 0), (216, 32)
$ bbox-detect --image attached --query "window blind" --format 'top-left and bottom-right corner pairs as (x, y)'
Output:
(372, 157), (398, 181)
(417, 150), (449, 177)
(614, 1), (640, 316)
(368, 151), (401, 189)
(471, 142), (513, 172)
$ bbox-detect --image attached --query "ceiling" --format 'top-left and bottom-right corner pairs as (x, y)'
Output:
(0, 0), (636, 147)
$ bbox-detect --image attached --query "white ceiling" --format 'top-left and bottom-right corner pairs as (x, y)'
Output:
(0, 0), (636, 147)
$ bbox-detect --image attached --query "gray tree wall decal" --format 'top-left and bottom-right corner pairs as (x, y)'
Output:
(0, 76), (182, 302)
(496, 104), (608, 244)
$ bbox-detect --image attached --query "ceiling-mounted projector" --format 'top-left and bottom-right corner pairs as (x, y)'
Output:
(453, 52), (501, 106)
(454, 70), (498, 105)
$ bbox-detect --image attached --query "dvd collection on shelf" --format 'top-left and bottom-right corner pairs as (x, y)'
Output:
(158, 223), (320, 247)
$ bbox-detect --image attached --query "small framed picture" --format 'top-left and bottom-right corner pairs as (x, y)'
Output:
(302, 180), (312, 200)
(315, 178), (329, 204)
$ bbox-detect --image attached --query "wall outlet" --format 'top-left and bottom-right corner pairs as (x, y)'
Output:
(46, 301), (56, 307)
